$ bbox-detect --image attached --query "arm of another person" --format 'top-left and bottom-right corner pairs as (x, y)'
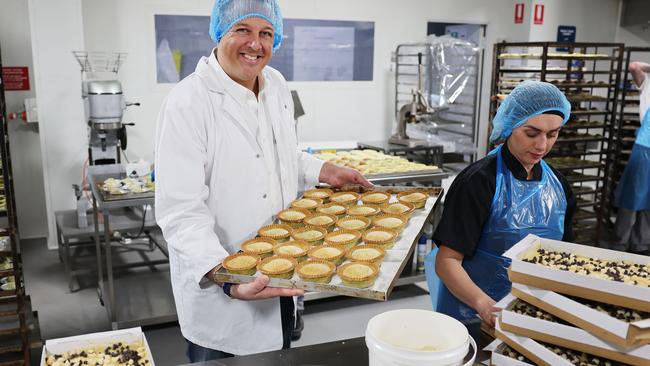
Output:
(155, 83), (301, 300)
(629, 62), (650, 89)
(435, 246), (501, 326)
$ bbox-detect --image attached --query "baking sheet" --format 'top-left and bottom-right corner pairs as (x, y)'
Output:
(95, 183), (155, 202)
(213, 187), (442, 301)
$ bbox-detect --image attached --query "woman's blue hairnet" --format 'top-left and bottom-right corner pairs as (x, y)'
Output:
(209, 0), (283, 53)
(490, 80), (571, 143)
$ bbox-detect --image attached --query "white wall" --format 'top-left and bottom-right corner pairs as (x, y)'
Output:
(0, 0), (48, 239)
(527, 0), (619, 42)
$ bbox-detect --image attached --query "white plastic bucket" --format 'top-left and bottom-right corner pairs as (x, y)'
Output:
(365, 309), (476, 366)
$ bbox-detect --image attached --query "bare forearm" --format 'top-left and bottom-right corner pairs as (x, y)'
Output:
(629, 62), (650, 88)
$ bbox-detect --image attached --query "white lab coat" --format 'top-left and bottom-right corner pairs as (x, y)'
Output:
(154, 52), (323, 355)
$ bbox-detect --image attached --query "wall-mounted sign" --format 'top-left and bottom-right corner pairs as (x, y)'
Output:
(534, 4), (545, 25)
(556, 25), (577, 51)
(2, 67), (30, 91)
(514, 3), (525, 24)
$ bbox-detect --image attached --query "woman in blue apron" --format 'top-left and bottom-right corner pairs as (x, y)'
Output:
(425, 81), (575, 333)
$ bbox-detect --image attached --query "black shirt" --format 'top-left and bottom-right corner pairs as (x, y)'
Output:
(433, 143), (576, 256)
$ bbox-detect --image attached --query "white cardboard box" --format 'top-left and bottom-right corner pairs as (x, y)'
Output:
(494, 320), (574, 366)
(497, 294), (650, 366)
(512, 282), (650, 349)
(40, 327), (154, 366)
(484, 339), (535, 366)
(503, 234), (650, 312)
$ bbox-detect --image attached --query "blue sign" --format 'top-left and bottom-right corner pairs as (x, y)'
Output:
(556, 25), (576, 52)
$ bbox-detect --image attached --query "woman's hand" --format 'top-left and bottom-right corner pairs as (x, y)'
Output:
(230, 275), (304, 300)
(474, 296), (501, 326)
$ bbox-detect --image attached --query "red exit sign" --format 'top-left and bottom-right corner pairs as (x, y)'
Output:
(2, 67), (30, 91)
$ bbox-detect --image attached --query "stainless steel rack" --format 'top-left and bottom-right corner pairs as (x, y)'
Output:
(489, 42), (625, 246)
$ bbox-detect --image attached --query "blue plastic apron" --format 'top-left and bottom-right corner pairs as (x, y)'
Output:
(425, 144), (566, 322)
(615, 107), (650, 211)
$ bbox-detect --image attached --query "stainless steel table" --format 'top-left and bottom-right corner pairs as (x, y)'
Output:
(88, 165), (176, 329)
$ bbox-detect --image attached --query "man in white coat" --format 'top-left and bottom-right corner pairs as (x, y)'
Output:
(154, 0), (371, 362)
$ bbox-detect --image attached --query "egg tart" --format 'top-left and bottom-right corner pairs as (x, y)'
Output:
(303, 188), (334, 202)
(257, 255), (297, 279)
(381, 202), (415, 218)
(360, 191), (391, 206)
(397, 191), (428, 209)
(303, 213), (336, 231)
(337, 262), (379, 288)
(329, 192), (360, 207)
(346, 245), (386, 266)
(372, 214), (407, 233)
(324, 229), (362, 249)
(346, 204), (380, 218)
(290, 226), (327, 246)
(336, 216), (371, 232)
(240, 237), (276, 258)
(291, 197), (323, 211)
(277, 208), (310, 228)
(296, 259), (336, 283)
(222, 253), (260, 276)
(273, 240), (309, 262)
(307, 244), (347, 265)
(257, 224), (292, 243)
(363, 228), (398, 249)
(316, 202), (348, 218)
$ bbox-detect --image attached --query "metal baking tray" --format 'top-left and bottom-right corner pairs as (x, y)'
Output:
(94, 183), (155, 202)
(213, 186), (443, 301)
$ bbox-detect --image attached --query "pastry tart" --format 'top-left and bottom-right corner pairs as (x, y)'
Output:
(240, 237), (276, 258)
(291, 197), (323, 211)
(290, 226), (327, 246)
(346, 245), (386, 266)
(277, 208), (310, 228)
(329, 191), (360, 207)
(337, 262), (379, 288)
(257, 224), (292, 242)
(303, 188), (334, 202)
(336, 216), (371, 232)
(222, 253), (260, 275)
(346, 204), (380, 218)
(381, 202), (415, 218)
(372, 214), (407, 233)
(324, 229), (362, 249)
(273, 240), (309, 262)
(295, 259), (336, 283)
(360, 191), (391, 206)
(307, 244), (347, 265)
(363, 228), (398, 249)
(303, 213), (337, 231)
(397, 191), (428, 209)
(316, 202), (348, 218)
(257, 255), (297, 279)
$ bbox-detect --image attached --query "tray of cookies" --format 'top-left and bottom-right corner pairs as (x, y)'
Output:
(511, 283), (650, 349)
(496, 294), (650, 365)
(503, 234), (650, 312)
(212, 186), (442, 301)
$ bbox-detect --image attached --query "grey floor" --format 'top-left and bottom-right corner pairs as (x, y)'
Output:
(21, 237), (433, 366)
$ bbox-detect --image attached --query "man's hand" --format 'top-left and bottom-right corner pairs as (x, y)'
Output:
(318, 162), (373, 188)
(230, 275), (304, 300)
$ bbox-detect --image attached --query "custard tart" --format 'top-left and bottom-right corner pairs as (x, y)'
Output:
(337, 262), (379, 288)
(324, 229), (362, 249)
(381, 202), (415, 218)
(240, 237), (276, 258)
(360, 191), (391, 206)
(303, 188), (334, 202)
(222, 253), (260, 276)
(303, 213), (337, 231)
(277, 208), (310, 228)
(257, 256), (297, 279)
(346, 245), (386, 266)
(329, 192), (360, 207)
(273, 240), (309, 262)
(336, 216), (371, 232)
(346, 204), (380, 218)
(372, 214), (407, 233)
(290, 226), (327, 246)
(291, 197), (323, 211)
(396, 191), (428, 209)
(257, 224), (292, 243)
(316, 202), (348, 218)
(307, 244), (347, 265)
(296, 259), (336, 283)
(363, 228), (398, 249)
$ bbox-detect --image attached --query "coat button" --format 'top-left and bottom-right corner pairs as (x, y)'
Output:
(284, 105), (287, 109)
(263, 194), (267, 199)
(256, 154), (260, 158)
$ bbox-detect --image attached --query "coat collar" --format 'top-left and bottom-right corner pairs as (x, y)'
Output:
(195, 48), (268, 98)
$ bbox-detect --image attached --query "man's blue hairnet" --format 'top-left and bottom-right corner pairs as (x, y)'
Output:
(209, 0), (283, 53)
(490, 80), (571, 143)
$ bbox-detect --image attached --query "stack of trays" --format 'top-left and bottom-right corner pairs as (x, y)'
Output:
(487, 234), (650, 366)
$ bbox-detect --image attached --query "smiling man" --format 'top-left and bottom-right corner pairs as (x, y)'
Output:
(154, 0), (371, 362)
(426, 81), (576, 341)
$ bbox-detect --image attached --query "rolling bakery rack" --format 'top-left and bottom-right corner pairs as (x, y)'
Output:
(489, 42), (624, 246)
(605, 47), (650, 223)
(0, 43), (41, 365)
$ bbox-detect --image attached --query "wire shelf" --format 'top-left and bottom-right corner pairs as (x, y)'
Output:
(72, 51), (127, 73)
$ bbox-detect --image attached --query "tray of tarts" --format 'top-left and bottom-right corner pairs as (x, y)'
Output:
(213, 186), (443, 301)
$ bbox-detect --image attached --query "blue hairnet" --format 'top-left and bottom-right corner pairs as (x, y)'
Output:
(490, 80), (571, 143)
(210, 0), (283, 53)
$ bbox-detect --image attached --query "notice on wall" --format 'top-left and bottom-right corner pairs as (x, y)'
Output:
(533, 4), (545, 25)
(514, 3), (525, 24)
(2, 67), (30, 91)
(556, 25), (577, 52)
(293, 26), (355, 81)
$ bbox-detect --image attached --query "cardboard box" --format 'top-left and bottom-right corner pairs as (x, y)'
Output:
(494, 320), (574, 366)
(484, 339), (535, 366)
(512, 283), (650, 349)
(497, 294), (650, 365)
(40, 327), (154, 366)
(503, 234), (650, 312)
